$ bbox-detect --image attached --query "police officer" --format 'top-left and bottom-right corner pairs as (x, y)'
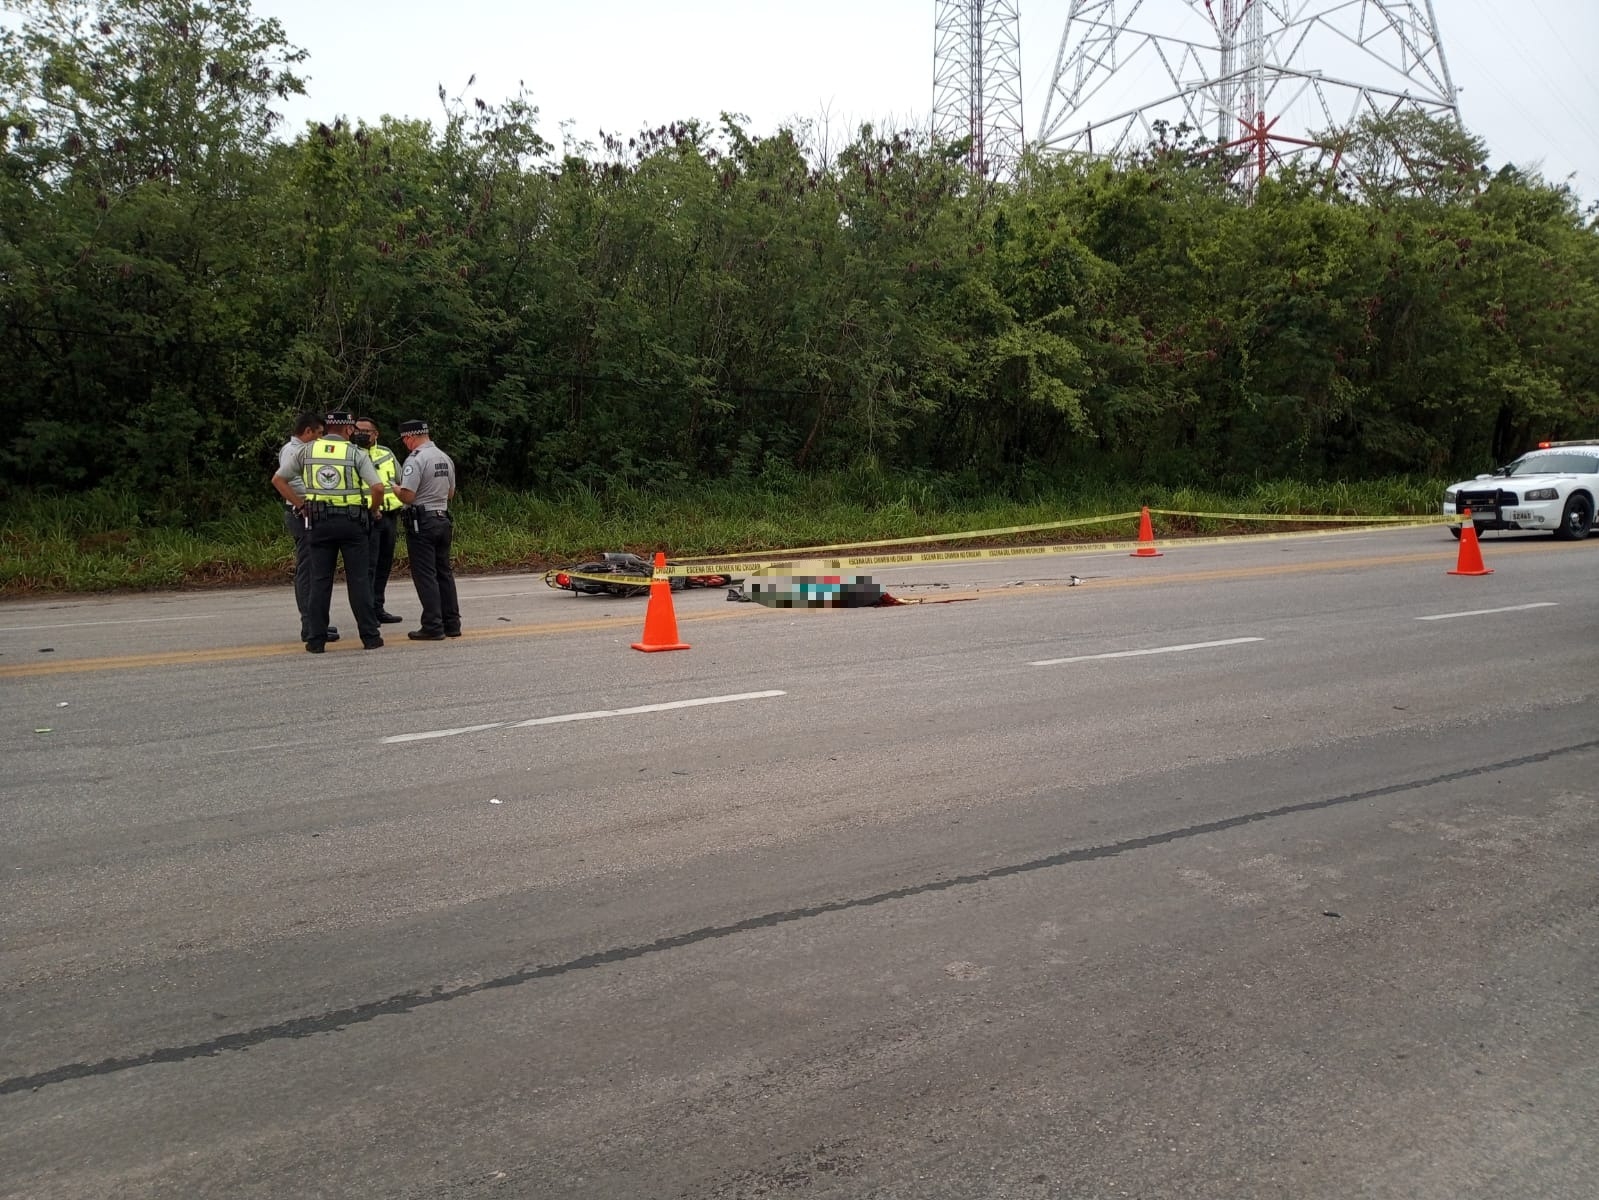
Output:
(271, 411), (386, 653)
(276, 411), (338, 644)
(393, 419), (460, 641)
(353, 415), (405, 624)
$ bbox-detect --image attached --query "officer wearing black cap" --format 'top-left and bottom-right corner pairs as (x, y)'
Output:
(393, 419), (460, 641)
(271, 411), (387, 653)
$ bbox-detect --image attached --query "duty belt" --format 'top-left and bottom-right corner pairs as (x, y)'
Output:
(306, 500), (366, 517)
(402, 506), (449, 532)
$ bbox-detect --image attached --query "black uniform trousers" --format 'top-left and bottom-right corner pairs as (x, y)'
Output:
(405, 510), (460, 636)
(368, 511), (398, 613)
(306, 510), (380, 647)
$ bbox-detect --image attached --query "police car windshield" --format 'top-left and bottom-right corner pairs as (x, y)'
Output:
(1499, 453), (1599, 477)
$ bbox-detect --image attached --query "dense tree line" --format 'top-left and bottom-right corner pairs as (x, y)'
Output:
(2, 0), (1595, 511)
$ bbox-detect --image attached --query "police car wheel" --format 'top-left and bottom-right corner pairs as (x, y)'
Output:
(1448, 526), (1462, 540)
(1553, 494), (1593, 541)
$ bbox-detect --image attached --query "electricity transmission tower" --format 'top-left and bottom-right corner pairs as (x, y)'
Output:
(932, 0), (1025, 178)
(1036, 1), (1461, 188)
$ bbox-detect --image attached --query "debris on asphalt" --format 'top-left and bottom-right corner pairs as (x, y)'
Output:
(489, 798), (503, 805)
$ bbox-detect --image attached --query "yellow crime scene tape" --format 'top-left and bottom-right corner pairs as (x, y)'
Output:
(1150, 509), (1447, 524)
(547, 509), (1457, 588)
(703, 511), (1146, 558)
(547, 511), (1140, 587)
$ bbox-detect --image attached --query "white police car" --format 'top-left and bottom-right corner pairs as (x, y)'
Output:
(1443, 441), (1598, 540)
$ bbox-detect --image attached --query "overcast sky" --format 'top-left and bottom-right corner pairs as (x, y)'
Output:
(251, 2), (1597, 203)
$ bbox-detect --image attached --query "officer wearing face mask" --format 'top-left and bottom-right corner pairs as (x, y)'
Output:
(353, 416), (405, 625)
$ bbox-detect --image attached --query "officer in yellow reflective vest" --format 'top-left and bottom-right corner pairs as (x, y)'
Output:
(271, 411), (386, 653)
(354, 416), (405, 624)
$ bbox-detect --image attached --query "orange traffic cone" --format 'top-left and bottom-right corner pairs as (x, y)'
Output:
(1130, 506), (1163, 557)
(1448, 508), (1493, 576)
(631, 551), (691, 652)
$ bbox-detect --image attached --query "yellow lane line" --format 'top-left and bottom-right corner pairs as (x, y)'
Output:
(0, 609), (757, 679)
(917, 542), (1565, 601)
(0, 539), (1577, 679)
(3, 642), (309, 677)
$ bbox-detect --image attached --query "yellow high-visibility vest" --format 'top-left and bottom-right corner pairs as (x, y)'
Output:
(302, 439), (366, 506)
(368, 445), (405, 512)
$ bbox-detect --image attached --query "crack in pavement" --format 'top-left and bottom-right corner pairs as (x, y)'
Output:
(5, 737), (1596, 1098)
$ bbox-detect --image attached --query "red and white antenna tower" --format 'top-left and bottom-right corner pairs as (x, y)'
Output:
(1036, 1), (1461, 188)
(932, 0), (1025, 179)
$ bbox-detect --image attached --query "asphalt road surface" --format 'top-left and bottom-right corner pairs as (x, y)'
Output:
(2, 526), (1596, 1199)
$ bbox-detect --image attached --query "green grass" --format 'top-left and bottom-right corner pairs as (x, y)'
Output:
(0, 474), (1446, 595)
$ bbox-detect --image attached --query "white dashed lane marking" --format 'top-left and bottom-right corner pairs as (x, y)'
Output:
(383, 690), (788, 744)
(1416, 603), (1558, 622)
(1030, 637), (1265, 667)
